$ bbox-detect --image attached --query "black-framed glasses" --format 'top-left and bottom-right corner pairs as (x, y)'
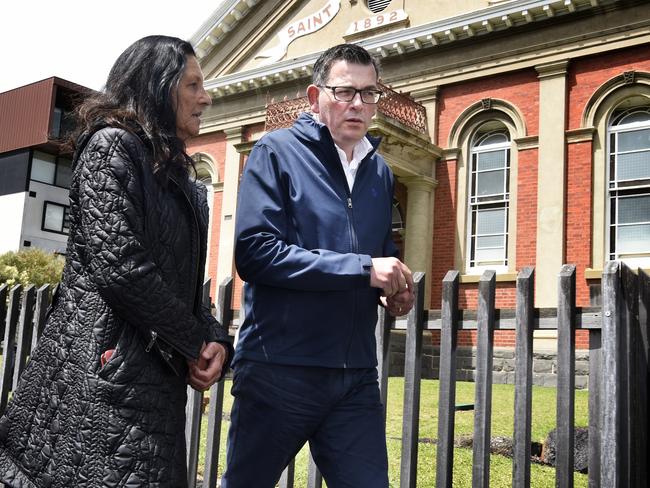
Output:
(319, 85), (383, 104)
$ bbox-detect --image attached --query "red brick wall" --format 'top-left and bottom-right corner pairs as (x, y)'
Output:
(568, 45), (650, 130)
(433, 70), (542, 348)
(430, 158), (458, 309)
(565, 45), (650, 349)
(515, 148), (538, 269)
(187, 132), (227, 301)
(566, 140), (593, 306)
(437, 69), (540, 147)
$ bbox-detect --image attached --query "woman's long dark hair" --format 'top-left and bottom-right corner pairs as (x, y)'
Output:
(72, 35), (197, 179)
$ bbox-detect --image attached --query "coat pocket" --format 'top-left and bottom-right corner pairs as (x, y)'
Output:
(97, 325), (142, 384)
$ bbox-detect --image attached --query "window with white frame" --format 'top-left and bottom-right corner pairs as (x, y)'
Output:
(467, 125), (511, 270)
(42, 201), (70, 234)
(607, 107), (650, 266)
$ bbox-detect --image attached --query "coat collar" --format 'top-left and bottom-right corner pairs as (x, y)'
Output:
(292, 112), (382, 151)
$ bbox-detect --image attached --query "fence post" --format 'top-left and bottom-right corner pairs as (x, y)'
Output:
(0, 285), (21, 415)
(556, 265), (576, 488)
(400, 271), (425, 488)
(203, 277), (233, 488)
(13, 285), (36, 390)
(588, 325), (602, 488)
(435, 270), (459, 488)
(185, 280), (212, 487)
(600, 261), (628, 487)
(0, 284), (7, 340)
(638, 269), (650, 477)
(472, 270), (496, 488)
(31, 284), (51, 353)
(621, 264), (643, 487)
(279, 459), (295, 488)
(376, 305), (393, 422)
(512, 267), (534, 488)
(307, 452), (323, 488)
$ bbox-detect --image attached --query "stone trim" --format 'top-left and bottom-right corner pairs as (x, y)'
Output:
(566, 127), (595, 144)
(459, 272), (518, 283)
(513, 135), (538, 150)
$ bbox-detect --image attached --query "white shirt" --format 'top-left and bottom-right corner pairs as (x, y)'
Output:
(334, 138), (374, 191)
(311, 113), (374, 191)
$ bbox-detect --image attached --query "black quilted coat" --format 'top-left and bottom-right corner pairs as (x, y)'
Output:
(0, 127), (232, 487)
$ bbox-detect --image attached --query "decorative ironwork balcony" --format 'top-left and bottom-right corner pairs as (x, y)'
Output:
(264, 82), (428, 134)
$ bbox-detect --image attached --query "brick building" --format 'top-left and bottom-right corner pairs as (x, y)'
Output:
(186, 0), (650, 354)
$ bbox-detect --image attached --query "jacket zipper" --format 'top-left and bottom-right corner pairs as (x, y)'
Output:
(340, 159), (371, 368)
(323, 132), (378, 368)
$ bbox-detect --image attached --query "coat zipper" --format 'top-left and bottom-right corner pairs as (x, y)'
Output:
(323, 132), (378, 368)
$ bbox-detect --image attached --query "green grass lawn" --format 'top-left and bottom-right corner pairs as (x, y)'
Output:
(195, 377), (589, 487)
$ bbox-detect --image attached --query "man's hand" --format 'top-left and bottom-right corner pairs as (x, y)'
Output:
(370, 257), (414, 298)
(381, 288), (415, 317)
(188, 342), (228, 391)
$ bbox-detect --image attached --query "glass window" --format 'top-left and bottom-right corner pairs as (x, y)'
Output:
(51, 107), (63, 138)
(468, 126), (510, 269)
(31, 152), (73, 188)
(43, 202), (70, 234)
(31, 151), (56, 184)
(55, 158), (72, 187)
(608, 107), (650, 264)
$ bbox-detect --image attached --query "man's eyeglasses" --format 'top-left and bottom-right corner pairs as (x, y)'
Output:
(319, 85), (383, 104)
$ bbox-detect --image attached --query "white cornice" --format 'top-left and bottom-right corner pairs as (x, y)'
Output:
(200, 0), (620, 97)
(190, 0), (260, 58)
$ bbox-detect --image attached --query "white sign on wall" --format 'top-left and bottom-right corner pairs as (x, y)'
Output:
(345, 9), (408, 37)
(255, 0), (341, 66)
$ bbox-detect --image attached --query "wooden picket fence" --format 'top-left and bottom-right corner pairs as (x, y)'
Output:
(0, 261), (648, 487)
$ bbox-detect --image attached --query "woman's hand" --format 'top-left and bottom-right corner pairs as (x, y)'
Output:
(188, 342), (228, 391)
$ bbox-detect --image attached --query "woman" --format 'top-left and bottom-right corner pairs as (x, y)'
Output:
(0, 36), (233, 487)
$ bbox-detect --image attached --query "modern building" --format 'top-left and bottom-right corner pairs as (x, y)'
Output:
(186, 0), (650, 355)
(0, 77), (89, 254)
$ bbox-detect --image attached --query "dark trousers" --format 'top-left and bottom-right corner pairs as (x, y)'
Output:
(221, 360), (389, 488)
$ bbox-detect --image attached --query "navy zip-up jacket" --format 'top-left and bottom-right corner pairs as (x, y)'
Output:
(234, 113), (398, 368)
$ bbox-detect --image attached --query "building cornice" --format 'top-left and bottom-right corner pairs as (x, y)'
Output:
(190, 0), (261, 58)
(200, 0), (619, 98)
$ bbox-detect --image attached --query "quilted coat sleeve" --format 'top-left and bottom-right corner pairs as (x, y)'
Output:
(235, 143), (373, 291)
(76, 129), (205, 360)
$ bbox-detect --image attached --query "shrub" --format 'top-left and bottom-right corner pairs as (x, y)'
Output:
(0, 249), (64, 288)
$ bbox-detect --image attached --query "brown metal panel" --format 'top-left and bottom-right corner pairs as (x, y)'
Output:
(0, 78), (55, 153)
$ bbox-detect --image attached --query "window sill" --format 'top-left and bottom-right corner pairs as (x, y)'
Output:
(459, 272), (518, 283)
(585, 267), (650, 279)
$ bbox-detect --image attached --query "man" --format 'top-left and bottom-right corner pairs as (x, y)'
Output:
(223, 43), (415, 488)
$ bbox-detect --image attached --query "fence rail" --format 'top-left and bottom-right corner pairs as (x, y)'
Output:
(0, 261), (648, 487)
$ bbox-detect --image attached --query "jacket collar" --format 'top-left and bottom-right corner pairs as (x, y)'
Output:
(292, 112), (382, 152)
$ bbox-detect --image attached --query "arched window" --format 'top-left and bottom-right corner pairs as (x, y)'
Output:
(467, 124), (511, 270)
(607, 106), (650, 265)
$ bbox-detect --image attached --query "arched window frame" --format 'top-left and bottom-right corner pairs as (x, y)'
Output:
(448, 100), (525, 276)
(606, 107), (650, 266)
(582, 72), (650, 271)
(466, 128), (511, 272)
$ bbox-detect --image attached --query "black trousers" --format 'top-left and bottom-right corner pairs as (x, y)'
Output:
(221, 360), (389, 488)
